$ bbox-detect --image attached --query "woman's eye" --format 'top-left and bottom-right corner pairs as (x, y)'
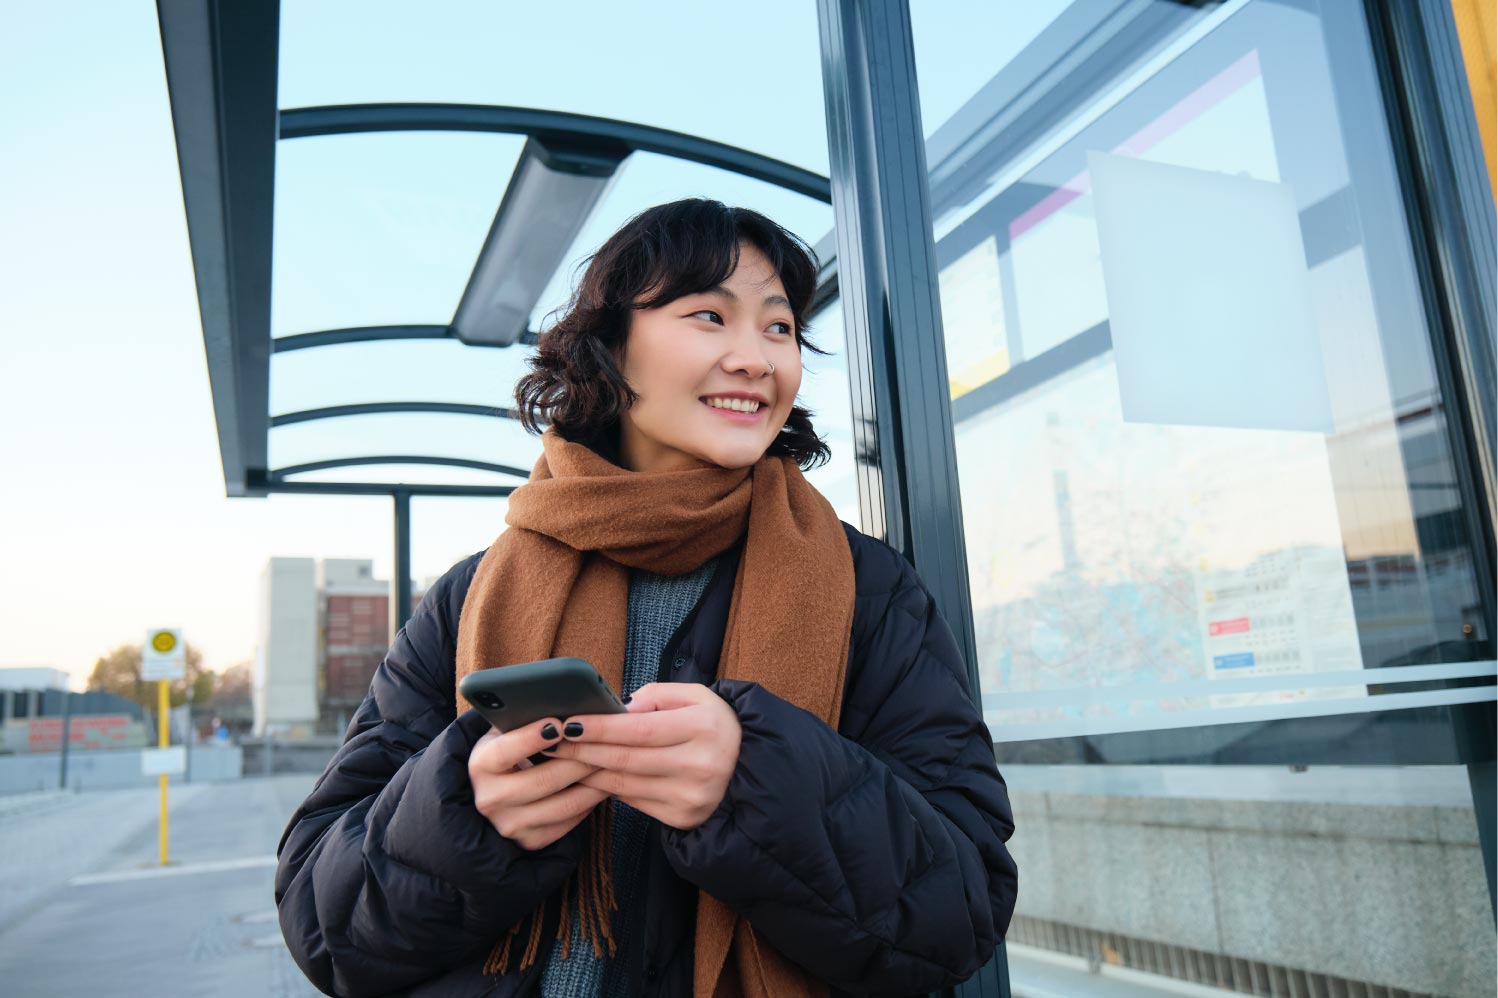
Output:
(689, 310), (792, 337)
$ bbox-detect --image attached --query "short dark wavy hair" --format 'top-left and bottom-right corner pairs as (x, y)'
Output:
(515, 198), (831, 469)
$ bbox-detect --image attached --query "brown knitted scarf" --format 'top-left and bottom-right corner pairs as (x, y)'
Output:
(455, 429), (854, 997)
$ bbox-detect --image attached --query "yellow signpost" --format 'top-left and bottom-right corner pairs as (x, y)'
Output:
(157, 677), (169, 865)
(143, 627), (184, 866)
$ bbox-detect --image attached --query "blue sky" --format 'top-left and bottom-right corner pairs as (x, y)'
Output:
(0, 1), (1047, 686)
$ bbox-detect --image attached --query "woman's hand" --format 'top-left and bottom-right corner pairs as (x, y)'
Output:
(467, 717), (609, 851)
(551, 682), (742, 831)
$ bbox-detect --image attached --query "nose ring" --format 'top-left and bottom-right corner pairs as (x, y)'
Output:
(766, 362), (776, 376)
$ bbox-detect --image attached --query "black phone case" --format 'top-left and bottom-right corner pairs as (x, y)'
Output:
(459, 656), (626, 734)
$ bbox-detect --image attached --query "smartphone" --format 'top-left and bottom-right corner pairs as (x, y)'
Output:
(460, 656), (627, 736)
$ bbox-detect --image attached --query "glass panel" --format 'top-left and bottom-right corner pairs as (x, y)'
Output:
(411, 495), (513, 576)
(273, 132), (525, 336)
(798, 299), (857, 524)
(914, 1), (1496, 995)
(527, 153), (832, 331)
(269, 333), (854, 511)
(921, 0), (1492, 729)
(912, 1), (1073, 139)
(278, 0), (829, 175)
(271, 339), (536, 413)
(268, 412), (540, 481)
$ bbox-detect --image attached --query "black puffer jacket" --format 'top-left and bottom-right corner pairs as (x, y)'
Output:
(276, 522), (1017, 997)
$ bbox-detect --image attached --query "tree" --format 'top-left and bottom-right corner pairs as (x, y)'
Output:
(86, 641), (209, 709)
(207, 661), (252, 710)
(203, 660), (255, 734)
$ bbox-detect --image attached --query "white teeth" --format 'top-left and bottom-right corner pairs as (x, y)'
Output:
(705, 397), (761, 412)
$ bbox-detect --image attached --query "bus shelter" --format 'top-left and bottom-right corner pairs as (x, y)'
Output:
(157, 2), (1496, 995)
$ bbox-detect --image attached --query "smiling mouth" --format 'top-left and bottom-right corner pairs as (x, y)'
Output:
(700, 396), (766, 414)
(701, 392), (772, 419)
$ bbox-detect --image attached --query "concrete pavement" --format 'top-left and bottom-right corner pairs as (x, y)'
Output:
(0, 775), (323, 997)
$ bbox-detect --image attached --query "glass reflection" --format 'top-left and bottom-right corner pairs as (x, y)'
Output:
(914, 1), (1496, 995)
(923, 0), (1491, 735)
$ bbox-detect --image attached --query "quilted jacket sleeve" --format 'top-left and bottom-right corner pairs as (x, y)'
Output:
(274, 560), (583, 997)
(660, 545), (1018, 996)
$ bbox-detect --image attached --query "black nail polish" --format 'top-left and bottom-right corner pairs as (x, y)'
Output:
(621, 694), (632, 705)
(541, 723), (559, 740)
(542, 744), (559, 754)
(564, 721), (584, 738)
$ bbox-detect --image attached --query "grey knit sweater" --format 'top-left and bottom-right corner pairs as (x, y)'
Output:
(539, 557), (717, 998)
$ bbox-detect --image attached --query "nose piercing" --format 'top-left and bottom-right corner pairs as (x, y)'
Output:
(766, 362), (776, 376)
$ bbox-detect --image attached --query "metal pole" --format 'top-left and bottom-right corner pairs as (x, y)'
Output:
(815, 0), (979, 677)
(1366, 0), (1498, 917)
(391, 488), (413, 640)
(157, 679), (169, 865)
(816, 1), (1007, 994)
(1468, 758), (1497, 919)
(57, 691), (72, 791)
(184, 678), (193, 784)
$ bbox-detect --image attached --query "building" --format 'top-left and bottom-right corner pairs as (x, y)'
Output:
(0, 668), (148, 756)
(318, 559), (424, 732)
(252, 557), (317, 736)
(253, 557), (424, 736)
(0, 667), (70, 693)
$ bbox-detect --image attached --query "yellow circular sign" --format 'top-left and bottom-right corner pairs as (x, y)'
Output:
(151, 631), (178, 654)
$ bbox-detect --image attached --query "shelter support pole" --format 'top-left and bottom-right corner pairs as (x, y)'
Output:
(391, 489), (413, 641)
(1370, 0), (1498, 918)
(816, 0), (1008, 994)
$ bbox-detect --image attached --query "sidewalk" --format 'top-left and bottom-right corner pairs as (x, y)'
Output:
(0, 775), (322, 997)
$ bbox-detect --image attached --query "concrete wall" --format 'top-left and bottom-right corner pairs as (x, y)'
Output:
(254, 557), (318, 735)
(239, 736), (339, 777)
(1006, 766), (1494, 998)
(0, 745), (243, 795)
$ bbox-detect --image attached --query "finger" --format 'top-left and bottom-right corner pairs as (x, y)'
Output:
(621, 682), (714, 713)
(520, 804), (605, 852)
(469, 716), (566, 774)
(560, 705), (701, 748)
(504, 758), (601, 807)
(548, 740), (679, 776)
(578, 768), (670, 803)
(522, 781), (610, 829)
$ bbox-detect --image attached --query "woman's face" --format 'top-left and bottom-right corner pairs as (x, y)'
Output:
(617, 243), (803, 473)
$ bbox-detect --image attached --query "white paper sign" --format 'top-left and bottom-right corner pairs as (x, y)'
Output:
(1089, 152), (1334, 434)
(141, 746), (186, 776)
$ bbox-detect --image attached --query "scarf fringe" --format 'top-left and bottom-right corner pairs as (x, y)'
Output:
(484, 806), (618, 977)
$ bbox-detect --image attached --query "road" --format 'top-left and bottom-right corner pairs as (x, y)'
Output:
(0, 775), (323, 997)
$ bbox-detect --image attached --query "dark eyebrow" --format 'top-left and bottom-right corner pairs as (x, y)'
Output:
(703, 285), (793, 311)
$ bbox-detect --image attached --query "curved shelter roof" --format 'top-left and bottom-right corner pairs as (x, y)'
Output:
(156, 1), (838, 499)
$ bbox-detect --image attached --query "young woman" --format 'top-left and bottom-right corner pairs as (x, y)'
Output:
(275, 199), (1018, 998)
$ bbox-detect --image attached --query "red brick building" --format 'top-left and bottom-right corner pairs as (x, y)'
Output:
(317, 560), (425, 731)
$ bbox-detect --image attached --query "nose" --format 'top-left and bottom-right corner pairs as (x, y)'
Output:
(720, 325), (774, 379)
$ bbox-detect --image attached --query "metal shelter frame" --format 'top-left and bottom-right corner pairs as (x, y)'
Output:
(156, 0), (842, 649)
